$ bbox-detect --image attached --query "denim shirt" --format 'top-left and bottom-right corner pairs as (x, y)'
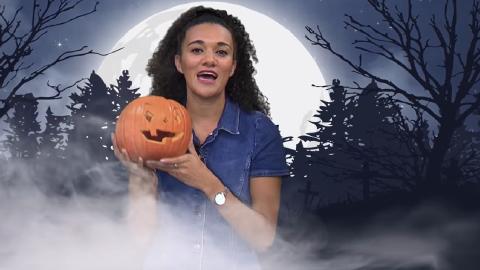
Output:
(143, 97), (289, 270)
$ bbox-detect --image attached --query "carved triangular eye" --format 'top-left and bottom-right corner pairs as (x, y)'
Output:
(173, 107), (181, 123)
(145, 111), (153, 122)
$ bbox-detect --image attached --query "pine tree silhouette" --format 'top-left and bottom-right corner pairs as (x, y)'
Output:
(297, 80), (356, 207)
(290, 141), (318, 211)
(111, 70), (141, 115)
(444, 125), (480, 185)
(301, 79), (352, 152)
(61, 70), (139, 196)
(348, 80), (411, 193)
(296, 79), (424, 207)
(3, 93), (41, 159)
(40, 107), (69, 159)
(300, 79), (355, 180)
(66, 71), (117, 162)
(31, 107), (75, 196)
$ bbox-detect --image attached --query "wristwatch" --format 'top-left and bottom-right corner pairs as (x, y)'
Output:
(213, 187), (229, 206)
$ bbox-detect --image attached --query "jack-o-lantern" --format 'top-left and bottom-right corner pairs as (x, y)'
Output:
(115, 96), (192, 162)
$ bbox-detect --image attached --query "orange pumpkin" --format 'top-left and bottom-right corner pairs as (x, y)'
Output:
(115, 96), (192, 162)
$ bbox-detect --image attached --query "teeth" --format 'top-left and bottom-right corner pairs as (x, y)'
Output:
(172, 132), (183, 142)
(198, 71), (217, 78)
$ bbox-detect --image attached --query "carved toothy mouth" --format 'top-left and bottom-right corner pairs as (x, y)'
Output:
(142, 129), (178, 143)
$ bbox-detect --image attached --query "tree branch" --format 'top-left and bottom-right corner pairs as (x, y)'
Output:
(0, 0), (119, 119)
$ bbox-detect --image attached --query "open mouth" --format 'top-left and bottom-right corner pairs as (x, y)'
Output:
(142, 129), (177, 143)
(197, 71), (218, 82)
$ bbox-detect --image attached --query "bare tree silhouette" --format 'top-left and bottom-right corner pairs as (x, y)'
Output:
(306, 0), (480, 191)
(0, 0), (119, 118)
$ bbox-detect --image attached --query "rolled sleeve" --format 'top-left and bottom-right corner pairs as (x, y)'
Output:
(250, 113), (289, 178)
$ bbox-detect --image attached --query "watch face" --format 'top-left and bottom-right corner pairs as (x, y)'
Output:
(214, 192), (226, 205)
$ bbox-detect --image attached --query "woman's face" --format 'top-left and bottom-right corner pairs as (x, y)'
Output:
(175, 23), (236, 101)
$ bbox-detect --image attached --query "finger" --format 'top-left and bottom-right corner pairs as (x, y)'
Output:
(111, 133), (117, 148)
(112, 145), (121, 159)
(151, 156), (186, 169)
(158, 161), (182, 170)
(187, 138), (198, 157)
(111, 133), (122, 157)
(113, 145), (128, 163)
(146, 160), (163, 169)
(138, 157), (145, 167)
(111, 134), (126, 158)
(122, 148), (133, 163)
(147, 161), (176, 173)
(121, 148), (129, 160)
(113, 149), (126, 164)
(160, 155), (189, 165)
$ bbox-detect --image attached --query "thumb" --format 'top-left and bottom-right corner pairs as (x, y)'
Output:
(187, 135), (198, 156)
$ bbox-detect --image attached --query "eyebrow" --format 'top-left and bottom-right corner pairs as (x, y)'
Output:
(187, 40), (232, 49)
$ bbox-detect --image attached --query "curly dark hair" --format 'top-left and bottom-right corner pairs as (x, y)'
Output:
(146, 6), (270, 115)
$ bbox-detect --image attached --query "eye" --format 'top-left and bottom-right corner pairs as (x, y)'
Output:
(191, 48), (203, 54)
(173, 108), (181, 123)
(145, 110), (153, 122)
(216, 50), (228, 57)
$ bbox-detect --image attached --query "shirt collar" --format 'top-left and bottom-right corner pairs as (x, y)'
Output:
(217, 97), (240, 135)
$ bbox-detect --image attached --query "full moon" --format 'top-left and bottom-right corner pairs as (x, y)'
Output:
(98, 2), (328, 148)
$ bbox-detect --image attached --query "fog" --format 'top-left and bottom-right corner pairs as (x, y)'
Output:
(1, 157), (478, 270)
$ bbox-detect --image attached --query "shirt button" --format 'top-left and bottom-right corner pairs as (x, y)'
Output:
(193, 209), (202, 217)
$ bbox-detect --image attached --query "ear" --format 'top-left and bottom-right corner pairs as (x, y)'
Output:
(174, 54), (183, 74)
(229, 60), (236, 77)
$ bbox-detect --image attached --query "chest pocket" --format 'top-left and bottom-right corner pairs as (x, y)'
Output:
(201, 131), (253, 204)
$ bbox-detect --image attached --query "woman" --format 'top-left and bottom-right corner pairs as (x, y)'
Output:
(113, 6), (288, 270)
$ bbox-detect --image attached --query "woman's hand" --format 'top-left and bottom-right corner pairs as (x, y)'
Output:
(111, 133), (157, 186)
(146, 137), (216, 192)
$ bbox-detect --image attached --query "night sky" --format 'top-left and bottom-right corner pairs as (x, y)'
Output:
(8, 0), (471, 118)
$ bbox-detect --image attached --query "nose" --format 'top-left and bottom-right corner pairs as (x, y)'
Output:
(202, 50), (216, 67)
